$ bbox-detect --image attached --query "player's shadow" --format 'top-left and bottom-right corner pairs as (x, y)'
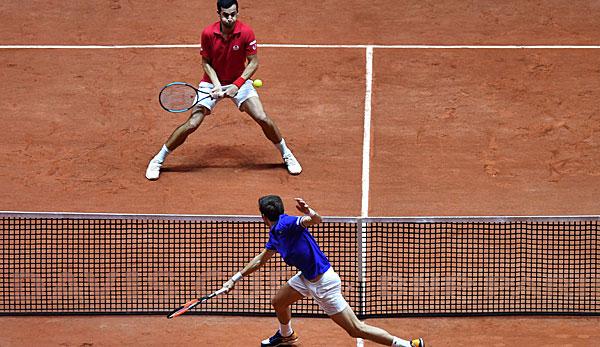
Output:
(164, 162), (283, 172)
(162, 145), (285, 173)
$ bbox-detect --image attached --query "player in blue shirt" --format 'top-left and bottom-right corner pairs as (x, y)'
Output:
(222, 195), (425, 347)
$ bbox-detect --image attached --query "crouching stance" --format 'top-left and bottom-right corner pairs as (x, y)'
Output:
(222, 195), (425, 347)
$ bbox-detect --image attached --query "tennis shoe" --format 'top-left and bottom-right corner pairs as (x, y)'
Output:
(145, 158), (163, 180)
(283, 152), (302, 175)
(260, 330), (299, 346)
(411, 338), (425, 347)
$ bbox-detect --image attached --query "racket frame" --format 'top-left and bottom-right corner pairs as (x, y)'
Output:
(158, 81), (212, 113)
(166, 287), (228, 319)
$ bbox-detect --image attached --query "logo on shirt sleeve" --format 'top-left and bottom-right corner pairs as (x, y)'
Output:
(249, 39), (257, 51)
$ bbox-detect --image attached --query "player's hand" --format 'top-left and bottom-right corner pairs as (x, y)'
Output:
(210, 86), (225, 99)
(222, 279), (236, 293)
(294, 197), (310, 214)
(223, 85), (239, 98)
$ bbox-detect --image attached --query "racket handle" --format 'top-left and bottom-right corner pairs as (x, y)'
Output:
(215, 287), (228, 295)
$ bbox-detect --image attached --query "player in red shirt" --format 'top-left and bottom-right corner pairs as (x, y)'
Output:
(145, 0), (302, 180)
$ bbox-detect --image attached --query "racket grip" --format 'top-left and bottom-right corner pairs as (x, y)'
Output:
(215, 287), (228, 295)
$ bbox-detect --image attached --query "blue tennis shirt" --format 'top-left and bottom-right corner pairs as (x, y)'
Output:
(265, 214), (331, 280)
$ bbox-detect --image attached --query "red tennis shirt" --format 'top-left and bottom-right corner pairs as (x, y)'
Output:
(200, 20), (257, 85)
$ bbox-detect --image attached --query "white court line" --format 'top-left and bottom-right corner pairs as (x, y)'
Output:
(356, 45), (374, 347)
(0, 45), (201, 49)
(361, 46), (373, 218)
(2, 44), (600, 49)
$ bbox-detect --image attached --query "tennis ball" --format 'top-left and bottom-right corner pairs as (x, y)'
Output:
(253, 79), (263, 88)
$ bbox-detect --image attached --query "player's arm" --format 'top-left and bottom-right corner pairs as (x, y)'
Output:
(242, 53), (259, 80)
(295, 198), (323, 227)
(201, 56), (224, 98)
(224, 54), (259, 97)
(222, 248), (276, 292)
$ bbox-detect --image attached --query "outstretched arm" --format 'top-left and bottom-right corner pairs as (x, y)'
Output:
(295, 198), (323, 227)
(222, 248), (276, 292)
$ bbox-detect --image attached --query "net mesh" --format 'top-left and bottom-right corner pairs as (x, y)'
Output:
(0, 214), (598, 317)
(364, 221), (599, 316)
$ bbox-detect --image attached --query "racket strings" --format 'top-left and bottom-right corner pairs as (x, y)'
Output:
(160, 84), (198, 111)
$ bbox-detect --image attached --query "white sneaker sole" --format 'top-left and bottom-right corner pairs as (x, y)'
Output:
(145, 172), (160, 180)
(286, 166), (302, 175)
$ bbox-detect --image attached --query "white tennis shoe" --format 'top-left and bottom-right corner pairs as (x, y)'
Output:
(283, 152), (302, 175)
(145, 158), (163, 180)
(261, 330), (299, 346)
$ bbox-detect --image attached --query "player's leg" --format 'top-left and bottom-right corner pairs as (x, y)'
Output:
(239, 96), (282, 143)
(311, 269), (424, 347)
(330, 307), (424, 347)
(261, 280), (306, 346)
(239, 95), (302, 175)
(272, 282), (304, 329)
(165, 106), (209, 150)
(145, 106), (209, 180)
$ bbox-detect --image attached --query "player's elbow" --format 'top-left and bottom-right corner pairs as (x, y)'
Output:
(257, 250), (273, 266)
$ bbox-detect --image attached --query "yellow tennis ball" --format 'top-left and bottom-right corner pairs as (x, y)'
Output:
(253, 79), (263, 88)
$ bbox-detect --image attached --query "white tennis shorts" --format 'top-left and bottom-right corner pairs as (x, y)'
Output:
(196, 80), (258, 113)
(288, 267), (349, 316)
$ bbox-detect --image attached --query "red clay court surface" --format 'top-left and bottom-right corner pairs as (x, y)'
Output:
(1, 1), (600, 346)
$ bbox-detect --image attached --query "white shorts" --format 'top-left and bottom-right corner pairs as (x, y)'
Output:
(196, 80), (258, 113)
(287, 267), (349, 316)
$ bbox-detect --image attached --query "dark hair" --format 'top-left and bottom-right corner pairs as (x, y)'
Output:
(258, 195), (284, 222)
(217, 0), (238, 12)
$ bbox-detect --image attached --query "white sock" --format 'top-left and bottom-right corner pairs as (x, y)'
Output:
(392, 336), (411, 347)
(154, 144), (170, 163)
(279, 322), (293, 337)
(275, 139), (292, 157)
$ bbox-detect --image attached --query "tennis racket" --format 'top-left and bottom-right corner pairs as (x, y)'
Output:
(166, 287), (228, 319)
(159, 82), (214, 113)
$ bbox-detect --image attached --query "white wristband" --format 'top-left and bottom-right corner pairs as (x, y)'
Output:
(231, 272), (243, 282)
(307, 208), (317, 217)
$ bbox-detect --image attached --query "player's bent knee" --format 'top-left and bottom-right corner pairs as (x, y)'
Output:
(271, 296), (290, 311)
(183, 120), (201, 133)
(185, 113), (206, 131)
(271, 297), (282, 309)
(346, 323), (367, 339)
(255, 115), (274, 128)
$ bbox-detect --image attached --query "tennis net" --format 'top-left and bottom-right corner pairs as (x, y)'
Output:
(0, 212), (598, 317)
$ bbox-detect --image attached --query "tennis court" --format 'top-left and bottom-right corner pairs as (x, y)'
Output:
(1, 1), (600, 346)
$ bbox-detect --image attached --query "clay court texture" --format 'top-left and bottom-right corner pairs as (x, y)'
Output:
(1, 0), (600, 346)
